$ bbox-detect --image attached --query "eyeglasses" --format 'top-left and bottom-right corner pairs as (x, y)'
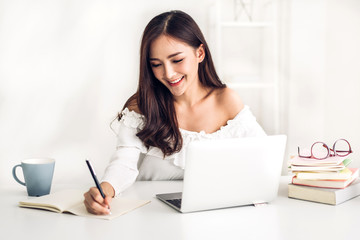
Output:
(297, 138), (352, 160)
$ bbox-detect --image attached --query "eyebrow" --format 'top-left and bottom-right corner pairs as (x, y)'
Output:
(149, 52), (183, 61)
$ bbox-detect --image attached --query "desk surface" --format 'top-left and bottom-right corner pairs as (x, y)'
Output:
(1, 176), (360, 240)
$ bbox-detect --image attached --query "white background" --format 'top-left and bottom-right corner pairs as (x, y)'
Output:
(1, 0), (360, 188)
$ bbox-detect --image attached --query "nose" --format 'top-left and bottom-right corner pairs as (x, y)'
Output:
(163, 63), (176, 80)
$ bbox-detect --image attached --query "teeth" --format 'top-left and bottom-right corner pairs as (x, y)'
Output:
(170, 76), (183, 84)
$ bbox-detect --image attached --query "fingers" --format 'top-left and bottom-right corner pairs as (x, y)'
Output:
(104, 196), (112, 207)
(83, 187), (111, 215)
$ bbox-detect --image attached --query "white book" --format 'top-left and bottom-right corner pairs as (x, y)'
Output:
(290, 164), (345, 172)
(295, 168), (353, 180)
(289, 155), (347, 166)
(288, 178), (360, 205)
(19, 189), (150, 220)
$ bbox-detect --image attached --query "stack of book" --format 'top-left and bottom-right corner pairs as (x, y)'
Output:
(288, 155), (360, 205)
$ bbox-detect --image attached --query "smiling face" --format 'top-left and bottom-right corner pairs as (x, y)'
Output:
(149, 35), (205, 97)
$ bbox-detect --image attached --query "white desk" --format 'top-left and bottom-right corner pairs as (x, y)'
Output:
(1, 177), (360, 240)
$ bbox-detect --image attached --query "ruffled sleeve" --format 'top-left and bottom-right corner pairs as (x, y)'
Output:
(113, 108), (147, 152)
(101, 108), (147, 195)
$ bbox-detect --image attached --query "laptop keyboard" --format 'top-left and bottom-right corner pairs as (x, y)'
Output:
(166, 198), (182, 209)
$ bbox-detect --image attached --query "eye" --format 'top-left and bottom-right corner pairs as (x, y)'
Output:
(151, 63), (161, 68)
(173, 58), (184, 64)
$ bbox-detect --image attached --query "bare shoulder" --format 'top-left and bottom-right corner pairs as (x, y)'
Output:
(215, 87), (244, 118)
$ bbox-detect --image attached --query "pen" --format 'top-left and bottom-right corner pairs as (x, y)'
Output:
(85, 159), (111, 213)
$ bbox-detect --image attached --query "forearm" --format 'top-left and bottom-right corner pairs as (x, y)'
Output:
(102, 146), (141, 196)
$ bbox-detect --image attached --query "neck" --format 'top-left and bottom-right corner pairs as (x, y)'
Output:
(173, 80), (210, 109)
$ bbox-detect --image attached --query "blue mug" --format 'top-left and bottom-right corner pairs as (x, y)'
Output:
(12, 158), (55, 196)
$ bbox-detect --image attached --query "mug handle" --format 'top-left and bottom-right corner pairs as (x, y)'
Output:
(12, 164), (26, 186)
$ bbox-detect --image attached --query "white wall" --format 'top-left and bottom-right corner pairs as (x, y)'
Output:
(285, 0), (360, 172)
(1, 0), (360, 189)
(0, 0), (216, 187)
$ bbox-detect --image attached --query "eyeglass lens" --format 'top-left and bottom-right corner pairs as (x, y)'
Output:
(311, 142), (329, 159)
(333, 139), (351, 156)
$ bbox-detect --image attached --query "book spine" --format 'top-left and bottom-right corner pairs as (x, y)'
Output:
(288, 185), (336, 205)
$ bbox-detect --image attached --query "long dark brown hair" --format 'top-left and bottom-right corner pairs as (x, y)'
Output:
(121, 10), (225, 156)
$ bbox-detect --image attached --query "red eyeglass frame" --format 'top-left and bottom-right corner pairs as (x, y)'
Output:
(297, 138), (352, 160)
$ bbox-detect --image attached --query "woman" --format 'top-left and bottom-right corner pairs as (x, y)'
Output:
(84, 10), (266, 215)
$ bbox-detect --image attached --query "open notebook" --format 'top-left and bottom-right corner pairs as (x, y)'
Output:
(19, 189), (150, 220)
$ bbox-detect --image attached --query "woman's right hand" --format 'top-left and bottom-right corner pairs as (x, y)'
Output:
(83, 182), (115, 215)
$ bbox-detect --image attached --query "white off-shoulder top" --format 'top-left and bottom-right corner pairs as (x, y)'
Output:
(102, 106), (266, 195)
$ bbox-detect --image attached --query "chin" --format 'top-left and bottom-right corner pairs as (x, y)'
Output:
(170, 88), (185, 97)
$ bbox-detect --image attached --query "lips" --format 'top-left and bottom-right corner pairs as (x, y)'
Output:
(168, 76), (184, 86)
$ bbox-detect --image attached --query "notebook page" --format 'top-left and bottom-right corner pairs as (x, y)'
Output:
(19, 189), (84, 212)
(66, 197), (151, 220)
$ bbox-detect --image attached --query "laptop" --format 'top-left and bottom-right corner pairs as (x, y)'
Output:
(156, 135), (287, 213)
